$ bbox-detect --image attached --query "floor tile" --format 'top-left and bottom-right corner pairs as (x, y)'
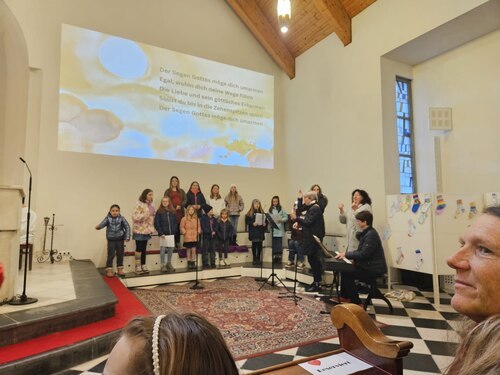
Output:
(403, 352), (441, 372)
(274, 346), (299, 356)
(432, 354), (455, 373)
(416, 327), (460, 343)
(240, 353), (295, 370)
(380, 325), (421, 339)
(406, 309), (446, 320)
(411, 317), (451, 330)
(373, 305), (408, 316)
(425, 340), (459, 356)
(402, 370), (441, 375)
(374, 314), (416, 327)
(439, 311), (460, 320)
(427, 297), (452, 305)
(295, 341), (340, 357)
(70, 356), (108, 371)
(402, 301), (436, 310)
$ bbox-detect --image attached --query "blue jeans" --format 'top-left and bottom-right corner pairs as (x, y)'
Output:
(288, 239), (304, 262)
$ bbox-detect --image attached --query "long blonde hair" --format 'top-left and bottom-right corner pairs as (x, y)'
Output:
(446, 314), (500, 375)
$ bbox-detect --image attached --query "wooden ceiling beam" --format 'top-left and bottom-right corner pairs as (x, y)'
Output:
(226, 0), (296, 79)
(313, 0), (352, 46)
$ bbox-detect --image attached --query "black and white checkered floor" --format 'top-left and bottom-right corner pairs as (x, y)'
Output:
(58, 281), (460, 375)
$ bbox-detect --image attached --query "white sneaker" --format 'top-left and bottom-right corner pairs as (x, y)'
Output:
(297, 262), (306, 269)
(135, 265), (143, 274)
(223, 259), (230, 266)
(285, 261), (294, 268)
(141, 265), (149, 273)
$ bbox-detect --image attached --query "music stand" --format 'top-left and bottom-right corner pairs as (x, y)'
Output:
(258, 214), (290, 293)
(279, 239), (302, 305)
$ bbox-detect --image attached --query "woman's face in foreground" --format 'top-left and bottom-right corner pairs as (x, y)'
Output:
(447, 213), (500, 322)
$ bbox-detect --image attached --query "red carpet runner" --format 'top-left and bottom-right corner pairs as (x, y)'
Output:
(0, 277), (149, 365)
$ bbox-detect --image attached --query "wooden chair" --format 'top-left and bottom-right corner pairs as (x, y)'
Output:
(19, 243), (33, 271)
(248, 304), (413, 375)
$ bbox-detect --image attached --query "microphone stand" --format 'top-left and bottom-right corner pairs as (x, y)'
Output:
(10, 157), (38, 305)
(190, 234), (204, 290)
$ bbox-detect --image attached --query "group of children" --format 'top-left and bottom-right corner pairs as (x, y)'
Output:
(95, 191), (290, 277)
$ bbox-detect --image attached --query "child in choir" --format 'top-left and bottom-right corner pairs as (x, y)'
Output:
(180, 205), (201, 270)
(154, 196), (178, 273)
(225, 184), (244, 245)
(95, 204), (130, 277)
(200, 204), (218, 268)
(269, 196), (288, 265)
(245, 199), (267, 265)
(207, 184), (226, 218)
(132, 189), (155, 274)
(217, 208), (233, 267)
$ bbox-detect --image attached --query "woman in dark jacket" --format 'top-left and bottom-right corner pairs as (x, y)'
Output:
(335, 210), (387, 304)
(185, 181), (206, 218)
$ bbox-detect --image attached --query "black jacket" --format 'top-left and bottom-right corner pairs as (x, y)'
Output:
(245, 213), (267, 241)
(217, 219), (234, 241)
(346, 227), (387, 275)
(294, 203), (324, 255)
(200, 214), (219, 238)
(153, 210), (178, 236)
(185, 190), (206, 217)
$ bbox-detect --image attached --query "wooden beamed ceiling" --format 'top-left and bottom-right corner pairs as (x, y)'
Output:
(226, 0), (377, 78)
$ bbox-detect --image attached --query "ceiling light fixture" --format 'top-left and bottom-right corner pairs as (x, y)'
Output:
(277, 0), (291, 34)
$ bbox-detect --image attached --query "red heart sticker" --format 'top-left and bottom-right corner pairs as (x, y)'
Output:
(308, 359), (321, 366)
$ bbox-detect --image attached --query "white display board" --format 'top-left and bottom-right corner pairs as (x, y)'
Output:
(385, 193), (434, 274)
(386, 193), (486, 276)
(385, 192), (491, 306)
(484, 192), (499, 207)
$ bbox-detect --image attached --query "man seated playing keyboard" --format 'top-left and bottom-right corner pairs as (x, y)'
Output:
(335, 211), (387, 304)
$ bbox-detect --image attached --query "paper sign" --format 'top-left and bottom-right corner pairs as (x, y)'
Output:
(159, 235), (175, 247)
(255, 213), (265, 226)
(299, 352), (372, 374)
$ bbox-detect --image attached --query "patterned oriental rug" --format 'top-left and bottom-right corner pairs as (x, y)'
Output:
(132, 277), (338, 359)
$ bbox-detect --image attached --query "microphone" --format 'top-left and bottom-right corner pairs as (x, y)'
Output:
(19, 157), (32, 177)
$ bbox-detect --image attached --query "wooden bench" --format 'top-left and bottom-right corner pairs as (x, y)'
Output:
(249, 303), (413, 375)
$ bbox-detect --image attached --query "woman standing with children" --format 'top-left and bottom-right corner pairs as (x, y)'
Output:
(154, 196), (178, 273)
(186, 181), (206, 218)
(207, 184), (226, 218)
(132, 189), (155, 274)
(246, 199), (267, 265)
(164, 176), (186, 247)
(225, 184), (244, 245)
(95, 204), (130, 277)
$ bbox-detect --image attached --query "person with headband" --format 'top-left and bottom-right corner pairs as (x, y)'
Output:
(103, 312), (238, 375)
